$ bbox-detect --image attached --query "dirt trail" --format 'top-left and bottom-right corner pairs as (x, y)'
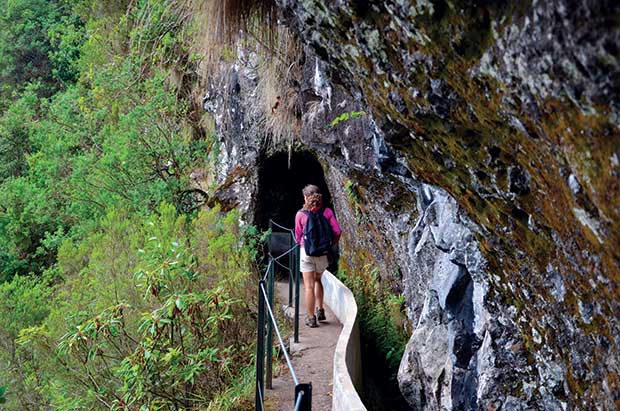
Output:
(265, 281), (343, 411)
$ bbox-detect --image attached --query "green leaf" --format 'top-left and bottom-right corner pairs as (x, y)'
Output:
(0, 385), (7, 403)
(175, 295), (186, 310)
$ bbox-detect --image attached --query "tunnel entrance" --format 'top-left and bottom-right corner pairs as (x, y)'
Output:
(255, 150), (332, 231)
(257, 150), (410, 410)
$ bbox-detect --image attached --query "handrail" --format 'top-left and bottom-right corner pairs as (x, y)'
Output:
(260, 282), (299, 386)
(269, 219), (295, 233)
(256, 221), (311, 411)
(272, 257), (292, 272)
(271, 244), (300, 262)
(294, 391), (304, 411)
(263, 245), (299, 281)
(256, 381), (266, 411)
(269, 220), (301, 341)
(262, 260), (274, 282)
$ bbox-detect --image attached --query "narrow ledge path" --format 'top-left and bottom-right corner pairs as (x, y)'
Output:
(265, 281), (343, 411)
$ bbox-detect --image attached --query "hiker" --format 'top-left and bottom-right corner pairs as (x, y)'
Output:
(295, 184), (341, 328)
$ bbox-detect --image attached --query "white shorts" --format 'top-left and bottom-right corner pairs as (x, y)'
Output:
(300, 247), (329, 273)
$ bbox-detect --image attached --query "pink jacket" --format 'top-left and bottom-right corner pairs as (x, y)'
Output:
(295, 207), (342, 248)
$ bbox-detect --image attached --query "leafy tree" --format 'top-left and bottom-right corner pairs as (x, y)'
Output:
(0, 1), (261, 409)
(0, 85), (37, 181)
(0, 0), (84, 105)
(19, 204), (256, 410)
(0, 275), (50, 409)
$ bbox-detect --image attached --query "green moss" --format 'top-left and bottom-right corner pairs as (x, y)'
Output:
(219, 46), (236, 62)
(336, 264), (409, 376)
(345, 179), (360, 204)
(327, 110), (366, 129)
(305, 1), (619, 403)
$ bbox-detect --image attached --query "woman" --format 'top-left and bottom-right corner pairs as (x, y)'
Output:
(295, 184), (342, 328)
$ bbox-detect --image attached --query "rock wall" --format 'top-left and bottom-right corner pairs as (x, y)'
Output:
(202, 1), (619, 409)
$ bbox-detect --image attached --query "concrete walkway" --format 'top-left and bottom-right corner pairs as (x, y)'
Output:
(265, 281), (343, 411)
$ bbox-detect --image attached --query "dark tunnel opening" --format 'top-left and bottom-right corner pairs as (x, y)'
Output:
(256, 149), (337, 282)
(257, 151), (411, 410)
(255, 150), (332, 232)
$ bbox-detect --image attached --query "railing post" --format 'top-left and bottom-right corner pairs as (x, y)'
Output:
(256, 280), (266, 411)
(295, 383), (312, 411)
(266, 261), (275, 389)
(257, 225), (314, 411)
(294, 245), (300, 343)
(288, 236), (293, 307)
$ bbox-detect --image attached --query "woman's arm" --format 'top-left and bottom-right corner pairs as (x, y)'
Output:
(294, 211), (305, 244)
(324, 208), (342, 244)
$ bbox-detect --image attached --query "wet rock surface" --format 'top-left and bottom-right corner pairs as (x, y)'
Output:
(202, 1), (619, 409)
(398, 185), (488, 410)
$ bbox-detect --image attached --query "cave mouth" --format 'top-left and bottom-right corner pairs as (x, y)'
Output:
(255, 150), (332, 232)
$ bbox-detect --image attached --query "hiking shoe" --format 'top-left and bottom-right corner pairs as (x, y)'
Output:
(305, 314), (318, 328)
(316, 307), (326, 322)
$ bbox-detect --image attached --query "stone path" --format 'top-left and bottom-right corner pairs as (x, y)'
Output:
(265, 281), (343, 411)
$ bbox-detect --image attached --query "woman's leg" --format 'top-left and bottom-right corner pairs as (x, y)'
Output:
(314, 272), (324, 310)
(302, 271), (316, 316)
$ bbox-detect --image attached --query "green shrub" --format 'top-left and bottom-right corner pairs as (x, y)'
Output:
(16, 204), (258, 410)
(0, 275), (51, 409)
(337, 267), (408, 374)
(0, 0), (264, 409)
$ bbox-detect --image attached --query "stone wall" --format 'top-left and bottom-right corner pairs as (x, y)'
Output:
(201, 1), (619, 409)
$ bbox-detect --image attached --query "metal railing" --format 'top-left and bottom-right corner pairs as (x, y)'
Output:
(255, 220), (311, 411)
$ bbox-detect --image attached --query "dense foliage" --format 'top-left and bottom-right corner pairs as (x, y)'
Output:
(0, 1), (258, 409)
(337, 267), (409, 410)
(12, 204), (257, 410)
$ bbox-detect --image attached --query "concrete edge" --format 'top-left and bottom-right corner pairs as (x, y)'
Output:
(321, 271), (367, 411)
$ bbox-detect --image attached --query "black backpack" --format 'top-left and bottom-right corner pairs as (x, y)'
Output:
(302, 207), (333, 256)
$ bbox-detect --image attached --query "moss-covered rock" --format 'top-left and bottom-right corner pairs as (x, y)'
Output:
(205, 1), (619, 409)
(269, 1), (620, 409)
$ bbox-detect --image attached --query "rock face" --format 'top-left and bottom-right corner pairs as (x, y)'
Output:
(398, 185), (488, 410)
(202, 1), (619, 409)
